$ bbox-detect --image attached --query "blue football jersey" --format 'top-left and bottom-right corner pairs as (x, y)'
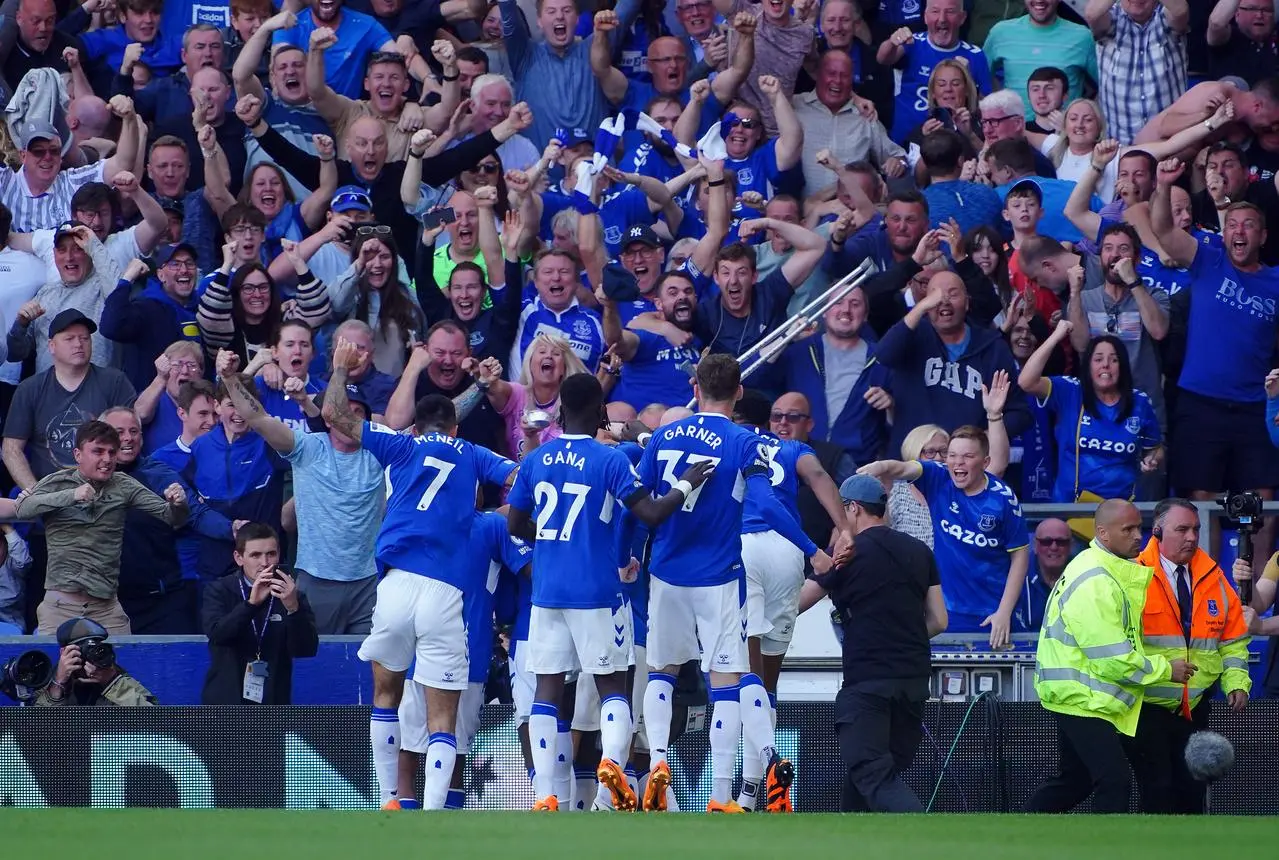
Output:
(465, 511), (534, 683)
(361, 423), (517, 590)
(914, 460), (1028, 619)
(742, 430), (815, 535)
(891, 39), (992, 141)
(637, 412), (770, 586)
(1043, 377), (1161, 503)
(508, 434), (645, 609)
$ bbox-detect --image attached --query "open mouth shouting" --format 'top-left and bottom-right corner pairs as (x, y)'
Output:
(281, 72), (303, 97)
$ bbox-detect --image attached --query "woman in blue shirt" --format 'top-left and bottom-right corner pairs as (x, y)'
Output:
(1017, 321), (1162, 504)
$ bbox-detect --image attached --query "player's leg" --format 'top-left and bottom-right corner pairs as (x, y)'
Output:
(396, 678), (429, 808)
(444, 681), (485, 809)
(356, 570), (419, 809)
(571, 676), (601, 809)
(643, 576), (701, 811)
(753, 533), (804, 812)
(582, 600), (637, 810)
(738, 532), (772, 810)
(413, 577), (470, 811)
(510, 640), (535, 782)
(526, 605), (579, 810)
(694, 578), (750, 813)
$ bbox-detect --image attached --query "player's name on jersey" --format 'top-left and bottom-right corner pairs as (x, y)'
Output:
(663, 422), (724, 449)
(539, 448), (587, 470)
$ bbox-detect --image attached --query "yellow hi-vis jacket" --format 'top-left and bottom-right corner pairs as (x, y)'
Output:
(1034, 540), (1173, 736)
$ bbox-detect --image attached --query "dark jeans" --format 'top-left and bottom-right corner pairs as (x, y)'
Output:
(1025, 711), (1135, 813)
(834, 679), (927, 813)
(1128, 698), (1211, 814)
(119, 583), (200, 635)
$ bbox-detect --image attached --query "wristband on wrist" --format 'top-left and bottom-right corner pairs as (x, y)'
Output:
(673, 479), (695, 498)
(987, 413), (1004, 422)
(707, 178), (726, 187)
(443, 72), (459, 81)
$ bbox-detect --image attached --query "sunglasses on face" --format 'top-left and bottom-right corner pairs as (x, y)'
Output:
(469, 163), (500, 175)
(770, 411), (809, 423)
(356, 225), (392, 237)
(735, 118), (759, 129)
(1037, 537), (1070, 547)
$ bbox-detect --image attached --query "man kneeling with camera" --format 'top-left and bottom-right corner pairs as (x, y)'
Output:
(36, 618), (158, 706)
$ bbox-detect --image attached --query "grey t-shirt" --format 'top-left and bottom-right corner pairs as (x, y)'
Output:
(1077, 277), (1170, 422)
(2, 366), (137, 479)
(283, 429), (385, 582)
(822, 335), (869, 423)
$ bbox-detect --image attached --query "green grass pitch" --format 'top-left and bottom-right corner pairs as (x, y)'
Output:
(7, 810), (1271, 859)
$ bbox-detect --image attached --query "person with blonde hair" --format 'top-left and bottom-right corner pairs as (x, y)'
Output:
(481, 331), (588, 460)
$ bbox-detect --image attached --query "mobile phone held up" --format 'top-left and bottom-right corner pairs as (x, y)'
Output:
(930, 107), (954, 129)
(422, 207), (457, 230)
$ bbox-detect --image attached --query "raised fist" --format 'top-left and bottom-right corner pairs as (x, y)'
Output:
(594, 9), (619, 31)
(310, 27), (338, 51)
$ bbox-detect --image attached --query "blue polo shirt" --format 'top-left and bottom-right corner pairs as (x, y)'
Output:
(274, 8), (392, 99)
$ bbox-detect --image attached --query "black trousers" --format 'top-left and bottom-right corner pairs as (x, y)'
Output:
(1025, 711), (1135, 813)
(1128, 698), (1211, 814)
(119, 584), (199, 635)
(834, 679), (927, 813)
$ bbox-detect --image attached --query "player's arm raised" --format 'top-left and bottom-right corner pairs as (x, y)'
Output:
(625, 458), (715, 526)
(321, 338), (365, 443)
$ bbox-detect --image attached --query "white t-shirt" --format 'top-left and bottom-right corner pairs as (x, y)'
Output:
(1040, 134), (1117, 205)
(0, 247), (47, 385)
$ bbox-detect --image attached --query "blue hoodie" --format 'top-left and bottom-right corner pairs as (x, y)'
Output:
(875, 317), (1030, 456)
(181, 430), (288, 581)
(99, 278), (201, 392)
(781, 327), (892, 467)
(116, 457), (236, 596)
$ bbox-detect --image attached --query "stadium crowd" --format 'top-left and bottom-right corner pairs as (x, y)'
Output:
(0, 0), (1277, 814)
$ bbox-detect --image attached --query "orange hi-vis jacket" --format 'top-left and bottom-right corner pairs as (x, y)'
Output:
(1135, 540), (1252, 718)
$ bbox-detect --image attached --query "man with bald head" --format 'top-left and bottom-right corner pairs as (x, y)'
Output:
(1018, 518), (1074, 630)
(151, 66), (247, 194)
(770, 391), (857, 555)
(1027, 499), (1196, 814)
(877, 271), (1029, 455)
(5, 0), (76, 85)
(588, 8), (757, 115)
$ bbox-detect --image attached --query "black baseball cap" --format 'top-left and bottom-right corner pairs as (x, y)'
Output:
(154, 243), (198, 266)
(48, 308), (97, 336)
(622, 223), (662, 250)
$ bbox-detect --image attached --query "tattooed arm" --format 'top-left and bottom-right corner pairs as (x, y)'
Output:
(322, 338), (365, 443)
(221, 370), (298, 455)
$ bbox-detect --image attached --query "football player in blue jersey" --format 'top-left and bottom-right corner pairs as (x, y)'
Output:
(637, 354), (834, 813)
(859, 423), (1029, 649)
(396, 510), (533, 809)
(324, 339), (518, 811)
(508, 373), (711, 812)
(733, 391), (851, 812)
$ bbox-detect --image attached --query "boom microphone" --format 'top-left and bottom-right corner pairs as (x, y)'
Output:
(1184, 731), (1235, 783)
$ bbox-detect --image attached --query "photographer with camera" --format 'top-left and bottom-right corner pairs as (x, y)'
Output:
(1131, 498), (1251, 814)
(201, 523), (318, 705)
(34, 618), (158, 707)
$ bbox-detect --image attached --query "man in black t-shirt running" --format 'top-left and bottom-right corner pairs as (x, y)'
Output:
(798, 473), (948, 813)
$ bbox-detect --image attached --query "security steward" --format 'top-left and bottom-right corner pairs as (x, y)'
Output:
(1132, 498), (1251, 814)
(34, 618), (158, 706)
(1026, 499), (1195, 814)
(798, 474), (948, 813)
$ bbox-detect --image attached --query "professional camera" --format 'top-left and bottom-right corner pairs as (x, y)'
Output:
(0, 650), (54, 703)
(79, 639), (116, 670)
(1221, 491), (1264, 522)
(1220, 491), (1264, 602)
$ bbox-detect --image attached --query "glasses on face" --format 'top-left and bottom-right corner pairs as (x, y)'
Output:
(769, 411), (809, 423)
(920, 446), (947, 459)
(165, 258), (197, 270)
(230, 225), (263, 237)
(28, 145), (60, 159)
(239, 281), (271, 294)
(469, 163), (500, 175)
(980, 115), (1013, 128)
(171, 360), (201, 371)
(736, 117), (759, 129)
(356, 224), (392, 237)
(1037, 537), (1071, 547)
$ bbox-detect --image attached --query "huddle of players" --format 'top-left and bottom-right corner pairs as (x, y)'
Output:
(325, 338), (838, 813)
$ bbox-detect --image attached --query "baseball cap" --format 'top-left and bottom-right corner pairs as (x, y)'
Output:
(557, 127), (592, 148)
(47, 308), (98, 337)
(157, 196), (185, 216)
(154, 242), (198, 267)
(331, 185), (373, 214)
(622, 223), (662, 250)
(19, 119), (61, 150)
(56, 617), (109, 647)
(839, 474), (888, 507)
(53, 219), (81, 241)
(1007, 177), (1043, 203)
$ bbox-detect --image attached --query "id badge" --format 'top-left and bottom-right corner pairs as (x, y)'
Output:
(243, 660), (269, 703)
